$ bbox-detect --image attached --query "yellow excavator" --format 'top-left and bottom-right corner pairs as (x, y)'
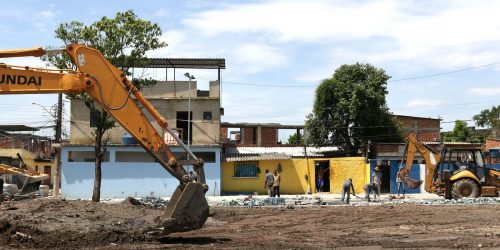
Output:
(401, 132), (500, 199)
(0, 44), (209, 234)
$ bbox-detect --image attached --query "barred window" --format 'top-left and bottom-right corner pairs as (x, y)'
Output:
(234, 161), (258, 177)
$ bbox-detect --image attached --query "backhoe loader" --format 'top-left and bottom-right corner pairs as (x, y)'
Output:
(401, 132), (500, 199)
(0, 44), (209, 234)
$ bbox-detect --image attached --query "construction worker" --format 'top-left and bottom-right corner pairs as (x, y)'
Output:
(0, 175), (3, 203)
(372, 166), (382, 201)
(341, 178), (355, 204)
(363, 183), (374, 202)
(264, 169), (274, 197)
(396, 166), (405, 196)
(272, 170), (281, 197)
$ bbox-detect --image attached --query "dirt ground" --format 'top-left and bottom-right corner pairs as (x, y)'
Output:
(0, 198), (499, 249)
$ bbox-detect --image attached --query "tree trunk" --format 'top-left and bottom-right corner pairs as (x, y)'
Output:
(92, 135), (102, 202)
(91, 119), (105, 202)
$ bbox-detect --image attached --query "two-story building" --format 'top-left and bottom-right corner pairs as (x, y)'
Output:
(61, 58), (226, 199)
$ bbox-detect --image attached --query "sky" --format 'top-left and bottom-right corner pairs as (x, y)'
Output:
(1, 0), (500, 140)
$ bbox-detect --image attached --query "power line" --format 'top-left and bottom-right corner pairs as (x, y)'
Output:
(209, 60), (500, 88)
(391, 101), (495, 111)
(390, 60), (500, 82)
(221, 80), (314, 88)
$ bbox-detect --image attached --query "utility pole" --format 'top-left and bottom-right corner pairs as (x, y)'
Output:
(53, 93), (63, 196)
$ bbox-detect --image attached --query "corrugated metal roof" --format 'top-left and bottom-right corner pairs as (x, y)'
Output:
(0, 125), (39, 132)
(225, 153), (291, 162)
(223, 146), (339, 162)
(144, 58), (226, 69)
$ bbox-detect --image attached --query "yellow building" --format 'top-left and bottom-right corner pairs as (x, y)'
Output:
(221, 147), (369, 195)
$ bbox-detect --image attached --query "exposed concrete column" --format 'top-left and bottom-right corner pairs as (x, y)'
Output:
(240, 128), (245, 144)
(257, 126), (262, 146)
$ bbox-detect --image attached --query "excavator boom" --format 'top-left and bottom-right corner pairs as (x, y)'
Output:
(0, 44), (209, 234)
(402, 133), (442, 191)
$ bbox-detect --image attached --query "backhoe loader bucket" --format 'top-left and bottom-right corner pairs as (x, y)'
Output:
(404, 176), (423, 189)
(15, 174), (49, 195)
(157, 182), (209, 234)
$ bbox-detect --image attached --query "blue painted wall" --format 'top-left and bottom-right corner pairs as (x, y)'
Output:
(369, 159), (421, 194)
(61, 145), (221, 199)
(390, 161), (420, 194)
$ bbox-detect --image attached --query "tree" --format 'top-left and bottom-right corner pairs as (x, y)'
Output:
(43, 10), (167, 202)
(473, 105), (500, 138)
(305, 63), (403, 154)
(442, 120), (480, 143)
(287, 132), (304, 145)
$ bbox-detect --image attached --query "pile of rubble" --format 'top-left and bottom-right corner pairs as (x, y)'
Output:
(125, 196), (169, 208)
(388, 197), (500, 205)
(1, 184), (52, 202)
(217, 195), (323, 207)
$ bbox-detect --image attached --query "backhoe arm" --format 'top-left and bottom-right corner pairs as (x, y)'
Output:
(402, 132), (441, 191)
(0, 44), (209, 234)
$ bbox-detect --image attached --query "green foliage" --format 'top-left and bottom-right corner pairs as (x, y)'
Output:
(305, 63), (403, 153)
(441, 120), (481, 143)
(43, 9), (167, 135)
(473, 105), (500, 129)
(287, 132), (304, 145)
(43, 11), (166, 201)
(43, 10), (166, 90)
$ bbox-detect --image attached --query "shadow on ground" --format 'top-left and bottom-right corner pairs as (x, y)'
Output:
(157, 236), (231, 245)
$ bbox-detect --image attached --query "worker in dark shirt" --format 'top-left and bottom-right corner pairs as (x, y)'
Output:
(0, 175), (4, 203)
(0, 175), (3, 194)
(341, 178), (355, 204)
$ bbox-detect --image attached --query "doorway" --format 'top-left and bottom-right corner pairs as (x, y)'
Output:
(315, 160), (330, 192)
(379, 161), (390, 193)
(176, 111), (192, 144)
(43, 166), (51, 186)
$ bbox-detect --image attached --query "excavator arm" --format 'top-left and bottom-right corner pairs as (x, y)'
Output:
(401, 132), (442, 192)
(0, 44), (208, 234)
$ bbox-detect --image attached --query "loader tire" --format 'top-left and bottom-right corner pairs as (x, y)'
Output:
(451, 179), (479, 199)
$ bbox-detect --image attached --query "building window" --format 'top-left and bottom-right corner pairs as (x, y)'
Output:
(234, 161), (259, 177)
(203, 111), (212, 120)
(90, 110), (99, 128)
(194, 152), (216, 163)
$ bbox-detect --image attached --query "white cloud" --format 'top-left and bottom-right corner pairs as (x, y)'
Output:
(406, 99), (446, 109)
(31, 9), (59, 32)
(182, 0), (500, 70)
(154, 9), (169, 18)
(469, 87), (500, 96)
(232, 43), (288, 74)
(0, 57), (46, 68)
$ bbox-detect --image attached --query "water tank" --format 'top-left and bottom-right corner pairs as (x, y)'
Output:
(122, 133), (137, 144)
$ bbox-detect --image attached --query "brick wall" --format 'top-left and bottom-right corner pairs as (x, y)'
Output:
(261, 128), (277, 146)
(395, 115), (440, 141)
(220, 127), (228, 141)
(485, 138), (500, 150)
(242, 127), (255, 144)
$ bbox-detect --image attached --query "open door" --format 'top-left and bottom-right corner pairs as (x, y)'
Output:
(315, 160), (330, 192)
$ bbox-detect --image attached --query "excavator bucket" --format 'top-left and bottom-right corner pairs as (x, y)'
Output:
(15, 174), (49, 195)
(404, 176), (423, 189)
(0, 164), (49, 195)
(157, 182), (209, 235)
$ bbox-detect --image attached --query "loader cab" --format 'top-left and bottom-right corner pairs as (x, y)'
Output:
(438, 148), (486, 182)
